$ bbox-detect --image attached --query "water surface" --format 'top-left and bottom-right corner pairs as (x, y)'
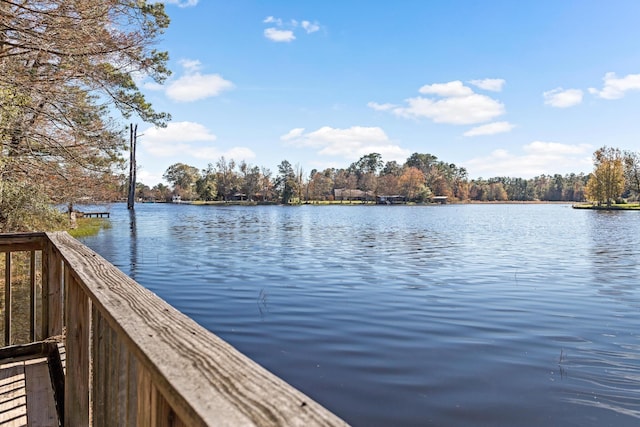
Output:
(80, 203), (640, 426)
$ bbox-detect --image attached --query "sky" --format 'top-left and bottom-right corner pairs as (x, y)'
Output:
(134, 0), (640, 186)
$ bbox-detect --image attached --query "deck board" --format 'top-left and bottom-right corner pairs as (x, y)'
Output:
(0, 348), (62, 427)
(24, 358), (58, 426)
(0, 361), (27, 426)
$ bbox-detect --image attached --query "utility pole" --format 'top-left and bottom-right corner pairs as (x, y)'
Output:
(127, 123), (137, 210)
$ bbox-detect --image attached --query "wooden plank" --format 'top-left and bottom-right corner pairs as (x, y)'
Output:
(136, 367), (152, 427)
(4, 253), (11, 347)
(0, 233), (45, 254)
(24, 357), (58, 427)
(124, 346), (138, 426)
(0, 362), (27, 425)
(29, 251), (36, 342)
(65, 276), (90, 427)
(47, 247), (63, 338)
(107, 326), (118, 423)
(47, 231), (347, 427)
(91, 307), (106, 427)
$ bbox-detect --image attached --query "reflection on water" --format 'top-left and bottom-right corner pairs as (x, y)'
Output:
(80, 203), (640, 427)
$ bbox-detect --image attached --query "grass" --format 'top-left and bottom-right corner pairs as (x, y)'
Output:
(68, 217), (111, 238)
(572, 203), (640, 210)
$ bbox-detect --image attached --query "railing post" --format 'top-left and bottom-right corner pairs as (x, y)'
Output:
(65, 273), (91, 426)
(30, 250), (36, 342)
(43, 241), (63, 338)
(4, 252), (11, 346)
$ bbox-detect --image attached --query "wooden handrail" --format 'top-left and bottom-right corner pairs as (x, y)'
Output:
(0, 232), (346, 426)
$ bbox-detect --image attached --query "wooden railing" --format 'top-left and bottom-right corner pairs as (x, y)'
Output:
(0, 232), (347, 427)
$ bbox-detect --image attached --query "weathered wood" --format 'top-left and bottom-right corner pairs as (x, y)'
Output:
(4, 253), (11, 347)
(0, 233), (45, 253)
(24, 357), (58, 426)
(0, 232), (345, 426)
(64, 276), (89, 427)
(47, 231), (346, 426)
(91, 306), (106, 427)
(45, 246), (63, 338)
(0, 361), (27, 425)
(29, 251), (36, 342)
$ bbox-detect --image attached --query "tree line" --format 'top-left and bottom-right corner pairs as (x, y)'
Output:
(137, 148), (640, 205)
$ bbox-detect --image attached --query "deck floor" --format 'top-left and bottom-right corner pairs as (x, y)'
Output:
(0, 343), (64, 427)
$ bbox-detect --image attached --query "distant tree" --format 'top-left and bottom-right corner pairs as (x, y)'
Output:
(381, 160), (402, 177)
(308, 171), (334, 200)
(259, 167), (274, 201)
(398, 167), (427, 201)
(163, 163), (200, 200)
(275, 160), (296, 204)
(585, 146), (625, 207)
(196, 164), (217, 201)
(215, 157), (239, 200)
(623, 150), (640, 203)
(152, 183), (172, 201)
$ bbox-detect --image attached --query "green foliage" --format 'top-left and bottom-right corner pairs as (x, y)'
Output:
(585, 146), (625, 207)
(0, 181), (66, 232)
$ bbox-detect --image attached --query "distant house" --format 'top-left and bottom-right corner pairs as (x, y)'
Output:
(171, 195), (181, 203)
(231, 192), (247, 201)
(431, 196), (448, 204)
(376, 195), (406, 204)
(334, 188), (375, 201)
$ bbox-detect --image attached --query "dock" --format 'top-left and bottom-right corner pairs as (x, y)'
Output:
(0, 232), (347, 426)
(78, 212), (110, 218)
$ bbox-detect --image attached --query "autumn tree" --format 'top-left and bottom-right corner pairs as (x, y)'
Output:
(0, 0), (170, 230)
(398, 167), (428, 201)
(163, 163), (200, 200)
(623, 151), (640, 203)
(585, 146), (625, 207)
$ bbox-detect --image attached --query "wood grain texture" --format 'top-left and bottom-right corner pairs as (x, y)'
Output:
(0, 362), (26, 425)
(44, 243), (63, 338)
(65, 276), (89, 427)
(47, 231), (347, 427)
(4, 253), (11, 347)
(24, 358), (58, 426)
(0, 233), (45, 254)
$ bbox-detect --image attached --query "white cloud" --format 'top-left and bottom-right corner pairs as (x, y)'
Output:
(141, 122), (255, 162)
(465, 141), (592, 178)
(469, 78), (506, 92)
(165, 60), (234, 102)
(301, 20), (320, 33)
(281, 126), (410, 161)
(264, 28), (296, 42)
(394, 93), (505, 125)
(263, 16), (282, 25)
(377, 80), (506, 125)
(367, 101), (397, 111)
(281, 128), (305, 141)
(588, 72), (640, 100)
(543, 87), (583, 108)
(463, 121), (515, 137)
(419, 80), (474, 97)
(179, 59), (202, 73)
(161, 0), (198, 7)
(143, 121), (217, 144)
(262, 16), (321, 42)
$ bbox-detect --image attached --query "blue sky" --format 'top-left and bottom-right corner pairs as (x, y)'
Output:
(136, 0), (640, 185)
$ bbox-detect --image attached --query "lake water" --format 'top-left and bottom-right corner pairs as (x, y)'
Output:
(79, 203), (640, 426)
